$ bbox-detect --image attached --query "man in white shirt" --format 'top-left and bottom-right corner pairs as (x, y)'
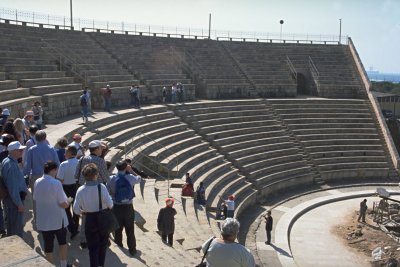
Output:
(57, 146), (79, 239)
(33, 161), (71, 267)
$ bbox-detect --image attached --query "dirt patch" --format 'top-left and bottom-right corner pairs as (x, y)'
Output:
(332, 210), (400, 266)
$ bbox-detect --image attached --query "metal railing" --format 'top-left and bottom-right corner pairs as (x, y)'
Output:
(40, 39), (88, 84)
(286, 55), (297, 82)
(124, 131), (180, 196)
(309, 56), (320, 90)
(0, 7), (345, 44)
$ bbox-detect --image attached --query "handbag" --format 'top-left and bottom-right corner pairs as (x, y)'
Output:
(196, 237), (215, 267)
(96, 184), (119, 235)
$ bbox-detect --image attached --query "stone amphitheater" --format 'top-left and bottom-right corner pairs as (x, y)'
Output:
(0, 19), (399, 267)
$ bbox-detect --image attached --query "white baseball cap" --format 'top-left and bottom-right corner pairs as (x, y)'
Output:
(88, 140), (101, 148)
(7, 141), (27, 151)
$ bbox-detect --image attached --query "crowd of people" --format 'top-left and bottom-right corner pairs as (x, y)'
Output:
(0, 105), (266, 267)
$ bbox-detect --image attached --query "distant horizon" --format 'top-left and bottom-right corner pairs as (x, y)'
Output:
(1, 0), (399, 73)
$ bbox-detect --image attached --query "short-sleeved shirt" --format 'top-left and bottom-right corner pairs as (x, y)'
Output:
(33, 175), (68, 231)
(202, 237), (255, 267)
(73, 182), (113, 215)
(107, 172), (141, 205)
(226, 200), (235, 211)
(57, 157), (79, 185)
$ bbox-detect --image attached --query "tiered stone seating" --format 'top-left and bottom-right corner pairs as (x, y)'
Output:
(91, 33), (195, 102)
(285, 44), (363, 98)
(41, 30), (139, 108)
(173, 100), (313, 201)
(222, 41), (297, 97)
(270, 99), (392, 181)
(0, 23), (82, 121)
(172, 38), (251, 99)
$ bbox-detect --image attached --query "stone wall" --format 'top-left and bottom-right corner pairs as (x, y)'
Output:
(41, 91), (82, 123)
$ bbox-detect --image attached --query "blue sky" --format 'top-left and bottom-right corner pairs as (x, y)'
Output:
(2, 0), (399, 73)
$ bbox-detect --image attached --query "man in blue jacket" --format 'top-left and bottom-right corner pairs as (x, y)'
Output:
(1, 141), (28, 237)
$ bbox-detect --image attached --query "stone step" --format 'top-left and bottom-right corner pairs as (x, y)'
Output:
(301, 138), (382, 147)
(0, 57), (54, 65)
(234, 147), (301, 166)
(187, 109), (270, 121)
(309, 150), (385, 159)
(254, 166), (312, 186)
(0, 72), (4, 80)
(175, 104), (266, 115)
(0, 88), (30, 102)
(146, 78), (191, 86)
(205, 125), (283, 142)
(291, 127), (378, 135)
(296, 133), (379, 141)
(88, 74), (135, 83)
(149, 136), (203, 162)
(19, 77), (75, 88)
(0, 80), (17, 90)
(0, 64), (58, 72)
(314, 156), (387, 165)
(213, 130), (287, 147)
(248, 160), (309, 180)
(179, 154), (225, 181)
(304, 144), (383, 153)
(8, 71), (66, 80)
(30, 83), (82, 96)
(227, 141), (294, 160)
(241, 154), (304, 174)
(169, 149), (218, 177)
(286, 122), (376, 130)
(92, 80), (140, 89)
(283, 117), (373, 124)
(193, 114), (273, 128)
(280, 112), (371, 119)
(220, 136), (291, 153)
(161, 142), (209, 168)
(317, 162), (389, 171)
(320, 168), (389, 181)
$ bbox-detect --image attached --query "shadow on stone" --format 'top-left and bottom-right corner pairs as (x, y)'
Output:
(270, 243), (292, 258)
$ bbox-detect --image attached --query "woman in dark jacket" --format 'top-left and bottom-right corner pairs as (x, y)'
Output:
(157, 197), (177, 246)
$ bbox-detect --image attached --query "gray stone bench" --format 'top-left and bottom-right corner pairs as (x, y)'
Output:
(0, 79), (17, 90)
(205, 125), (283, 142)
(0, 95), (42, 118)
(0, 88), (30, 101)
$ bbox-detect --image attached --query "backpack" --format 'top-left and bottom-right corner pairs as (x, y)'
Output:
(0, 162), (8, 200)
(80, 95), (87, 107)
(114, 173), (135, 203)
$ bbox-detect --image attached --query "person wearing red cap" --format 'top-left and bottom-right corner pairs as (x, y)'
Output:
(220, 195), (235, 218)
(157, 197), (177, 246)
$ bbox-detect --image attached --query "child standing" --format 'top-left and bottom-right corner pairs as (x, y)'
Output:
(157, 198), (177, 246)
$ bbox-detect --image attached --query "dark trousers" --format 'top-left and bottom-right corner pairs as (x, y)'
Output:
(266, 230), (271, 243)
(85, 213), (108, 267)
(63, 184), (78, 234)
(113, 204), (136, 251)
(358, 211), (366, 222)
(162, 233), (174, 246)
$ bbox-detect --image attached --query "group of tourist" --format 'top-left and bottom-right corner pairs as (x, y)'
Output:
(79, 83), (186, 123)
(0, 106), (268, 267)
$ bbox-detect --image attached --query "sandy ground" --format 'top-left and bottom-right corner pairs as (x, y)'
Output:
(332, 210), (400, 266)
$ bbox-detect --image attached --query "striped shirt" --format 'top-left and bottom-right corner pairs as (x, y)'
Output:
(74, 154), (109, 185)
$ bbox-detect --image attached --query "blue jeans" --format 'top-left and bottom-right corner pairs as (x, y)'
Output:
(82, 106), (89, 120)
(0, 201), (5, 232)
(4, 197), (24, 237)
(104, 98), (111, 112)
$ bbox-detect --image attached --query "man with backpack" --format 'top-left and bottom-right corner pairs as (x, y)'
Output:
(107, 160), (141, 256)
(80, 90), (89, 123)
